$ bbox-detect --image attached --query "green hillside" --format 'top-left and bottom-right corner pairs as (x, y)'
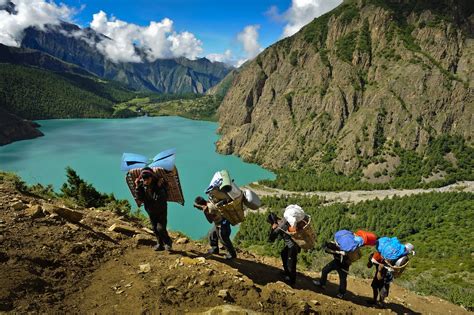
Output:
(236, 192), (474, 309)
(0, 63), (136, 119)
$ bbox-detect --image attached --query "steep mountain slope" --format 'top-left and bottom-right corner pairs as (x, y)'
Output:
(0, 44), (93, 76)
(0, 174), (469, 314)
(217, 0), (473, 175)
(20, 22), (232, 94)
(0, 63), (136, 120)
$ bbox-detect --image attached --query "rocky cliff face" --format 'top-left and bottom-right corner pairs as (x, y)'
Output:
(0, 108), (43, 146)
(20, 23), (232, 94)
(217, 0), (473, 173)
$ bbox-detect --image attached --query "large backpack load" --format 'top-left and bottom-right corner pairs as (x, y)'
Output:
(355, 230), (378, 246)
(376, 237), (406, 261)
(126, 167), (185, 206)
(205, 170), (245, 226)
(283, 205), (316, 250)
(377, 237), (412, 278)
(332, 230), (366, 262)
(121, 149), (184, 207)
(385, 255), (410, 278)
(205, 170), (262, 225)
(243, 189), (262, 210)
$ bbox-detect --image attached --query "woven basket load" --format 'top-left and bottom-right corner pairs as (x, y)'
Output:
(126, 167), (184, 207)
(287, 216), (316, 250)
(386, 257), (409, 278)
(346, 248), (362, 262)
(212, 195), (245, 226)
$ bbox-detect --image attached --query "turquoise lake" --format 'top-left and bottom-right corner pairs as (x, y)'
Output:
(0, 116), (274, 239)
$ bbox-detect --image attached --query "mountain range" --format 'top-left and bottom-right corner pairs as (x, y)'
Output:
(19, 21), (232, 94)
(0, 4), (233, 145)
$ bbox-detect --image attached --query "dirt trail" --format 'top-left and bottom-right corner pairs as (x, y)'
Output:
(247, 181), (474, 204)
(0, 181), (470, 314)
(63, 243), (469, 314)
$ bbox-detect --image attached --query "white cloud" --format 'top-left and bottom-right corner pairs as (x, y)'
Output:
(277, 0), (343, 38)
(0, 0), (75, 47)
(0, 1), (204, 63)
(237, 24), (263, 60)
(90, 11), (203, 63)
(206, 49), (233, 63)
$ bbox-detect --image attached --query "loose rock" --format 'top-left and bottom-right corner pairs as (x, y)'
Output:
(138, 263), (151, 274)
(109, 223), (141, 236)
(11, 201), (27, 211)
(176, 237), (189, 244)
(217, 289), (230, 300)
(26, 205), (44, 219)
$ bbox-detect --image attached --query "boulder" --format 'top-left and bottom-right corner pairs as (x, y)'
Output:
(65, 223), (80, 231)
(142, 227), (155, 235)
(179, 257), (207, 266)
(217, 289), (230, 300)
(43, 204), (83, 223)
(108, 223), (141, 236)
(26, 205), (44, 219)
(11, 201), (27, 211)
(138, 263), (151, 274)
(175, 237), (189, 244)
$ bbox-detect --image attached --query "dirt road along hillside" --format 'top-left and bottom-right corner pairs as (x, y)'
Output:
(248, 181), (474, 205)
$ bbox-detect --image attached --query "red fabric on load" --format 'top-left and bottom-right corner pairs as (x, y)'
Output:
(373, 252), (383, 263)
(355, 230), (377, 246)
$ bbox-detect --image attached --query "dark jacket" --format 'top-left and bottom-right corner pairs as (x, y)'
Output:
(325, 241), (352, 269)
(269, 219), (299, 249)
(135, 178), (167, 209)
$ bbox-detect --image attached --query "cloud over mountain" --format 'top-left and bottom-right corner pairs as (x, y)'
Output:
(90, 11), (203, 63)
(269, 0), (342, 38)
(0, 0), (74, 46)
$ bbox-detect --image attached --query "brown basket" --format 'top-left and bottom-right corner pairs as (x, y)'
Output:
(126, 167), (185, 207)
(212, 195), (245, 226)
(385, 259), (409, 278)
(286, 216), (316, 250)
(346, 248), (362, 262)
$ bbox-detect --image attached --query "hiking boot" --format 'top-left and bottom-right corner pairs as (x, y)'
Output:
(283, 276), (295, 286)
(224, 253), (236, 260)
(207, 248), (219, 255)
(164, 244), (172, 251)
(279, 270), (288, 277)
(154, 244), (165, 251)
(312, 280), (326, 289)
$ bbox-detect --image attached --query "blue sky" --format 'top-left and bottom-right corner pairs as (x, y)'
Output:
(0, 0), (342, 65)
(63, 0), (288, 55)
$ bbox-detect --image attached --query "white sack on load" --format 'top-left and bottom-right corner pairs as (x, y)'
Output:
(283, 204), (305, 227)
(206, 171), (223, 193)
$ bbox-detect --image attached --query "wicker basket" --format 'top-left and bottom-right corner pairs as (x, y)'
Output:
(212, 195), (245, 226)
(385, 258), (409, 278)
(126, 167), (184, 207)
(286, 216), (316, 250)
(346, 248), (362, 262)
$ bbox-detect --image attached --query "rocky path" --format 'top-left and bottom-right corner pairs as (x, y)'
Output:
(247, 181), (474, 204)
